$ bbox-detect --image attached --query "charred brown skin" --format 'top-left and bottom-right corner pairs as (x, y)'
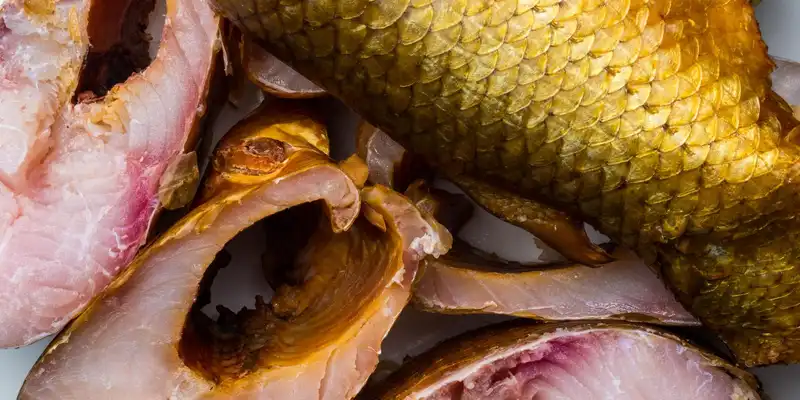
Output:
(214, 0), (800, 365)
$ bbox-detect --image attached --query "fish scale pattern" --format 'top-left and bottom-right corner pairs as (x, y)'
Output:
(662, 218), (800, 366)
(218, 0), (800, 366)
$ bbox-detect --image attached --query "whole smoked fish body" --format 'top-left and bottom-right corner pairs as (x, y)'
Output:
(213, 0), (800, 366)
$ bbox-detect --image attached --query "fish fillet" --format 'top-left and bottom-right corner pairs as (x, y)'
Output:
(414, 247), (697, 325)
(0, 0), (220, 346)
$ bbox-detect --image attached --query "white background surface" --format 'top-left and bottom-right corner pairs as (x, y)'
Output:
(2, 1), (800, 398)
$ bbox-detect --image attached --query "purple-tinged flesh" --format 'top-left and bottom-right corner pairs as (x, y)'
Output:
(374, 321), (760, 400)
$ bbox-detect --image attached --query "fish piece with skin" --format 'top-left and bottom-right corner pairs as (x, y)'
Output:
(371, 321), (760, 400)
(0, 0), (220, 347)
(213, 0), (800, 365)
(236, 185), (449, 400)
(20, 104), (449, 400)
(414, 245), (697, 325)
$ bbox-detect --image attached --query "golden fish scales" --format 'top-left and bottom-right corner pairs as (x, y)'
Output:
(213, 0), (800, 366)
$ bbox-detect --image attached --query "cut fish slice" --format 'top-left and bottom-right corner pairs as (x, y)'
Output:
(372, 321), (760, 400)
(20, 104), (449, 399)
(0, 0), (221, 346)
(413, 246), (697, 326)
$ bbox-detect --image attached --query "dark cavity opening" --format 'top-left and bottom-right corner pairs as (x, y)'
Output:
(178, 202), (323, 383)
(73, 0), (162, 102)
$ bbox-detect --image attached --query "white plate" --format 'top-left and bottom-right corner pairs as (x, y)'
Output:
(2, 1), (800, 398)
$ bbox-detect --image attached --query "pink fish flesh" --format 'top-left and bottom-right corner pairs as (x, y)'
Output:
(19, 132), (448, 399)
(0, 0), (220, 347)
(414, 248), (698, 325)
(375, 322), (760, 400)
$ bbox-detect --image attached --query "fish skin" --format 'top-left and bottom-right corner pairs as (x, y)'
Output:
(0, 0), (221, 346)
(213, 0), (800, 366)
(243, 38), (327, 98)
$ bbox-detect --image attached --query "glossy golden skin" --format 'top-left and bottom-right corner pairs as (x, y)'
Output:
(213, 0), (800, 366)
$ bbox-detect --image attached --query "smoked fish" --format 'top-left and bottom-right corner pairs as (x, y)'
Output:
(370, 321), (761, 399)
(0, 0), (221, 346)
(212, 0), (800, 366)
(20, 103), (449, 399)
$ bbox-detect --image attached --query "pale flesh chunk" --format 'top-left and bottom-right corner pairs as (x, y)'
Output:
(414, 248), (697, 325)
(0, 0), (85, 189)
(376, 322), (760, 400)
(0, 0), (220, 346)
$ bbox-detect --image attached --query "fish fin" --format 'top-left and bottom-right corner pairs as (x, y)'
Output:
(452, 176), (613, 267)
